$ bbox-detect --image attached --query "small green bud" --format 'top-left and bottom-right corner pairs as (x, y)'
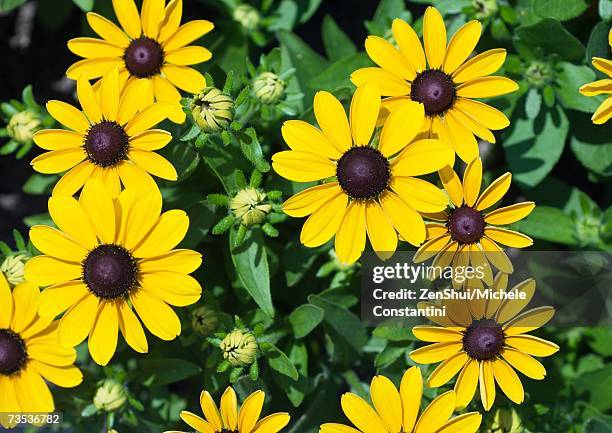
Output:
(7, 111), (41, 143)
(230, 187), (272, 226)
(220, 329), (258, 367)
(0, 254), (28, 286)
(233, 4), (260, 31)
(191, 87), (234, 133)
(488, 408), (522, 433)
(525, 61), (554, 89)
(473, 0), (498, 19)
(93, 380), (127, 412)
(253, 72), (285, 104)
(192, 305), (219, 336)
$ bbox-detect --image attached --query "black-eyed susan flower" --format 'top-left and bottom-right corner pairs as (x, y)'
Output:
(579, 28), (612, 125)
(166, 386), (290, 433)
(273, 84), (454, 264)
(414, 157), (534, 280)
(24, 179), (202, 366)
(31, 68), (177, 197)
(410, 273), (559, 411)
(351, 6), (518, 162)
(320, 366), (482, 433)
(66, 0), (213, 123)
(0, 273), (82, 429)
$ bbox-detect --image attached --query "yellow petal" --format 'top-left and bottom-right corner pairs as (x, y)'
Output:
(58, 293), (99, 347)
(77, 75), (103, 124)
(48, 195), (98, 249)
(129, 148), (178, 180)
(484, 228), (533, 248)
(220, 387), (238, 430)
(592, 96), (612, 124)
(433, 114), (479, 163)
(117, 301), (148, 353)
(379, 191), (426, 246)
(99, 67), (121, 121)
(400, 366), (422, 433)
(66, 57), (123, 81)
(391, 138), (453, 176)
(505, 335), (559, 357)
(139, 249), (202, 274)
(165, 46), (212, 65)
(340, 393), (387, 433)
(450, 106), (496, 143)
(10, 283), (40, 332)
(390, 177), (448, 213)
(27, 340), (76, 367)
(130, 289), (181, 340)
(503, 306), (555, 335)
(427, 351), (469, 387)
(423, 7), (447, 69)
(23, 256), (82, 287)
(162, 64), (206, 94)
(163, 20), (214, 51)
(410, 341), (463, 364)
(117, 160), (159, 191)
(283, 182), (343, 217)
(86, 12), (130, 47)
(454, 359), (479, 409)
(435, 413), (482, 433)
(335, 201), (366, 264)
(152, 75), (182, 103)
(31, 148), (87, 174)
(67, 37), (124, 58)
(414, 390), (455, 433)
(133, 209), (188, 258)
(300, 191), (348, 247)
(281, 120), (342, 159)
(413, 234), (452, 263)
(370, 375), (402, 433)
(365, 35), (416, 80)
(52, 161), (96, 197)
(125, 102), (174, 135)
(485, 202), (535, 225)
(457, 76), (519, 98)
(350, 67), (412, 97)
(379, 100), (425, 157)
(180, 411), (216, 433)
(118, 187), (162, 248)
(320, 424), (362, 433)
(479, 360), (496, 411)
(314, 91), (352, 152)
(501, 348), (546, 380)
(478, 237), (513, 273)
(426, 223), (450, 239)
(38, 281), (89, 319)
(443, 21), (481, 74)
(392, 18), (426, 73)
(29, 226), (88, 262)
(140, 0), (165, 38)
(438, 165), (463, 207)
(365, 200), (398, 260)
(117, 78), (150, 124)
(139, 271), (201, 307)
(13, 366), (54, 413)
(462, 157), (482, 207)
(579, 78), (612, 96)
(592, 57), (612, 76)
(112, 0), (142, 39)
(46, 100), (90, 133)
(475, 172), (511, 211)
(158, 0), (183, 43)
(238, 390), (265, 433)
(350, 83), (380, 146)
(491, 358), (524, 404)
(452, 49), (506, 83)
(412, 326), (463, 343)
(33, 129), (84, 151)
(432, 241), (459, 270)
(79, 178), (116, 243)
(250, 413), (291, 433)
(200, 390), (223, 431)
(272, 150), (336, 182)
(0, 275), (12, 328)
(88, 301), (119, 366)
(456, 99), (510, 133)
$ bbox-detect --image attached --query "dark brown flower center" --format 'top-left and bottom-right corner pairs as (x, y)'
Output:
(124, 37), (164, 78)
(448, 206), (485, 244)
(82, 244), (138, 299)
(410, 69), (456, 115)
(0, 329), (27, 375)
(336, 147), (390, 199)
(84, 121), (129, 167)
(463, 319), (505, 360)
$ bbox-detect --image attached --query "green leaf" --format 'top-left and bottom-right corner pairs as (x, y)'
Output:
(310, 53), (373, 93)
(81, 404), (98, 417)
(0, 0), (26, 12)
(373, 324), (416, 341)
(72, 0), (94, 11)
(569, 112), (612, 177)
(514, 18), (585, 62)
(533, 0), (588, 21)
(555, 62), (602, 113)
(22, 174), (58, 195)
(322, 15), (357, 62)
(365, 0), (408, 35)
(160, 142), (200, 179)
(600, 0), (612, 20)
(587, 22), (612, 62)
(503, 104), (569, 187)
(525, 88), (542, 119)
(576, 364), (612, 412)
(139, 358), (202, 386)
(229, 227), (274, 317)
(585, 417), (612, 433)
(265, 344), (299, 380)
(289, 304), (324, 338)
(512, 207), (578, 246)
(374, 344), (406, 368)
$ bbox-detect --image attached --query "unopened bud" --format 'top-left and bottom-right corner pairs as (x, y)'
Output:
(7, 111), (41, 143)
(192, 305), (219, 336)
(191, 87), (234, 133)
(1, 254), (28, 286)
(230, 188), (271, 226)
(93, 380), (127, 412)
(253, 72), (285, 104)
(220, 329), (258, 367)
(233, 4), (260, 31)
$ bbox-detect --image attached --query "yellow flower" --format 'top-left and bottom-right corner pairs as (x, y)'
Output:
(579, 28), (612, 124)
(410, 273), (559, 411)
(320, 366), (482, 433)
(273, 83), (454, 264)
(167, 386), (290, 433)
(351, 6), (518, 162)
(0, 274), (82, 430)
(24, 179), (203, 366)
(414, 157), (535, 282)
(31, 68), (178, 197)
(66, 0), (213, 123)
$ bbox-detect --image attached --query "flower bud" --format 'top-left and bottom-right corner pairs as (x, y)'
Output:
(7, 111), (41, 143)
(473, 0), (498, 19)
(230, 187), (272, 226)
(525, 61), (553, 88)
(0, 254), (28, 286)
(489, 408), (522, 433)
(233, 4), (260, 31)
(191, 87), (234, 133)
(220, 329), (258, 367)
(253, 72), (285, 104)
(192, 305), (219, 336)
(93, 380), (128, 412)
